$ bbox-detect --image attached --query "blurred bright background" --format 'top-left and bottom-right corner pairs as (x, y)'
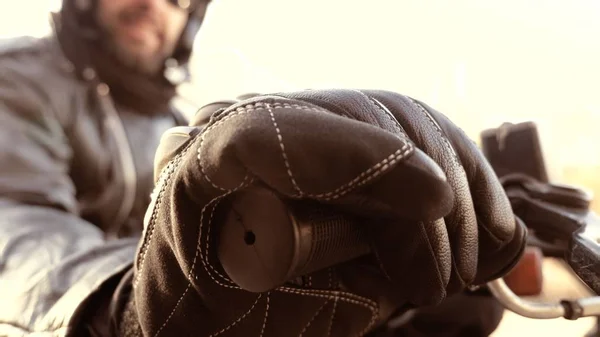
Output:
(2, 1), (600, 335)
(5, 0), (599, 208)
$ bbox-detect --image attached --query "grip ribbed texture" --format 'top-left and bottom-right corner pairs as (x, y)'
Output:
(294, 207), (370, 276)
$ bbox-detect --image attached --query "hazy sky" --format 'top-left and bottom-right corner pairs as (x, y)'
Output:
(1, 0), (600, 177)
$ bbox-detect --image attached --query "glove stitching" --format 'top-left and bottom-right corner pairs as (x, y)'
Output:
(208, 294), (264, 337)
(243, 102), (330, 114)
(259, 292), (271, 337)
(153, 283), (192, 337)
(326, 297), (339, 337)
(153, 189), (248, 337)
(197, 102), (328, 192)
(134, 161), (175, 288)
(351, 90), (406, 137)
(411, 99), (477, 288)
(418, 221), (448, 300)
(474, 211), (504, 245)
(370, 97), (405, 135)
(450, 251), (469, 289)
(134, 138), (197, 288)
(200, 199), (238, 286)
(276, 287), (378, 334)
(154, 179), (254, 336)
(277, 287), (376, 311)
(410, 100), (460, 164)
(266, 103), (304, 197)
(372, 248), (393, 281)
(201, 177), (254, 287)
(160, 100), (381, 336)
(298, 299), (331, 336)
(221, 103), (329, 127)
(309, 145), (413, 200)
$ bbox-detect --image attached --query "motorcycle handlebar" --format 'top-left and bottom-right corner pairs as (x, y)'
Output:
(216, 185), (600, 321)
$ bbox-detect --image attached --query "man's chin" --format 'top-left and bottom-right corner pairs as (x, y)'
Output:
(114, 46), (165, 75)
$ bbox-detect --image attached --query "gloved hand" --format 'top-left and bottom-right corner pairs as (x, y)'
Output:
(122, 89), (526, 337)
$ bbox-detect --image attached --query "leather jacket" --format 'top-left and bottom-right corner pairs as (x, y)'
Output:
(0, 34), (186, 336)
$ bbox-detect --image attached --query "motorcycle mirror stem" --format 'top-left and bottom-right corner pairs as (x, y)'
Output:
(487, 277), (600, 320)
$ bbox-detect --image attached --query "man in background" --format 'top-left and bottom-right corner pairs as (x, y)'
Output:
(0, 0), (206, 335)
(0, 0), (525, 336)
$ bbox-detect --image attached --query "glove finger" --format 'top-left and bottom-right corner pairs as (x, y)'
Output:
(195, 96), (453, 222)
(153, 126), (201, 183)
(366, 217), (452, 306)
(414, 100), (527, 283)
(358, 90), (478, 295)
(334, 259), (414, 322)
(190, 99), (239, 128)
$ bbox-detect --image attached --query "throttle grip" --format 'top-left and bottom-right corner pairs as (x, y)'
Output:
(217, 186), (371, 293)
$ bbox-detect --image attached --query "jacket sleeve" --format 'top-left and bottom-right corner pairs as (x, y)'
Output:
(0, 59), (139, 336)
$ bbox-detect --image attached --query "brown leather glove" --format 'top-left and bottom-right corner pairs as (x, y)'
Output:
(123, 89), (526, 337)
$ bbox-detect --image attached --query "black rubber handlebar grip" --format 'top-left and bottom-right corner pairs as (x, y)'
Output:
(217, 186), (371, 293)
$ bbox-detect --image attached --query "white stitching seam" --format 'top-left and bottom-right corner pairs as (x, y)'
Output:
(370, 97), (406, 135)
(197, 102), (328, 192)
(152, 130), (254, 336)
(259, 292), (271, 337)
(327, 297), (339, 337)
(267, 103), (304, 196)
(307, 144), (413, 200)
(153, 283), (192, 337)
(298, 300), (330, 336)
(410, 100), (459, 164)
(134, 139), (197, 288)
(208, 294), (264, 337)
(154, 189), (255, 337)
(419, 221), (447, 297)
(276, 287), (378, 335)
(350, 89), (406, 137)
(200, 178), (252, 287)
(195, 104), (254, 284)
(411, 100), (475, 286)
(276, 287), (377, 309)
(197, 101), (413, 202)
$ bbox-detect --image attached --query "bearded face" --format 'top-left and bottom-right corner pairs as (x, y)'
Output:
(95, 0), (188, 75)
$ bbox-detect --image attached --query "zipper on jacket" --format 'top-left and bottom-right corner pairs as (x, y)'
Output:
(97, 84), (138, 238)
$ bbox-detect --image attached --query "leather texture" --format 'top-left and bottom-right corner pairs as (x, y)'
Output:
(128, 89), (527, 337)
